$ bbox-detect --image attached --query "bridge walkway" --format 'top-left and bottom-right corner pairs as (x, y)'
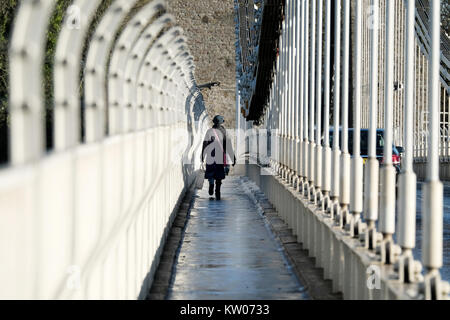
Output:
(166, 176), (309, 300)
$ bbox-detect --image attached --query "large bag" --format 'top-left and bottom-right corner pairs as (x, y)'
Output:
(195, 164), (205, 189)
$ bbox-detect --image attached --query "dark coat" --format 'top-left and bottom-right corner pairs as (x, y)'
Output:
(201, 125), (235, 180)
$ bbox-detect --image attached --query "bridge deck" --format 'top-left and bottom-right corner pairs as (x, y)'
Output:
(166, 177), (309, 300)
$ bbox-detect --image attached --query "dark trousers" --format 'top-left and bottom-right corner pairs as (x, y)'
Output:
(208, 178), (222, 197)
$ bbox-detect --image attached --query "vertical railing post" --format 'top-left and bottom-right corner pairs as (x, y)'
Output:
(322, 0), (332, 211)
(350, 0), (364, 237)
(308, 0), (316, 202)
(276, 15), (282, 175)
(339, 0), (351, 227)
(298, 0), (305, 191)
(282, 2), (288, 179)
(422, 0), (445, 300)
(302, 0), (310, 196)
(315, 0), (324, 205)
(289, 0), (295, 183)
(280, 4), (286, 177)
(379, 0), (399, 265)
(364, 0), (380, 250)
(294, 0), (301, 189)
(281, 0), (287, 178)
(289, 0), (296, 184)
(330, 0), (341, 217)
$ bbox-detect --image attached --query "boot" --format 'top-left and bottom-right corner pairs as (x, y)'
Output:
(208, 182), (214, 196)
(215, 180), (222, 200)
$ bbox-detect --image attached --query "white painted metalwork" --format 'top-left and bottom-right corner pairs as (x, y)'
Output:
(350, 0), (364, 236)
(315, 0), (324, 201)
(364, 0), (380, 240)
(331, 0), (341, 215)
(308, 0), (316, 200)
(322, 0), (332, 210)
(339, 0), (351, 224)
(397, 0), (420, 284)
(237, 0), (450, 300)
(302, 0), (309, 196)
(1, 0), (208, 299)
(9, 0), (56, 165)
(421, 0), (445, 299)
(85, 0), (137, 143)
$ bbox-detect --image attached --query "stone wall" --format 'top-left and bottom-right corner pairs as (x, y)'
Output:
(167, 0), (237, 128)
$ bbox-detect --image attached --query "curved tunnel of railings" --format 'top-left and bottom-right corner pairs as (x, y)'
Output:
(243, 0), (450, 299)
(0, 0), (209, 299)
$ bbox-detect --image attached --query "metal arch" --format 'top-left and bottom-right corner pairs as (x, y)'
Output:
(158, 41), (190, 83)
(166, 51), (191, 94)
(173, 59), (196, 103)
(128, 27), (185, 127)
(128, 14), (174, 131)
(143, 27), (184, 65)
(149, 39), (188, 87)
(9, 0), (56, 165)
(123, 14), (175, 133)
(152, 44), (191, 124)
(160, 42), (192, 116)
(53, 0), (103, 151)
(84, 0), (139, 143)
(136, 28), (185, 120)
(157, 41), (193, 88)
(107, 0), (165, 135)
(3, 0), (210, 301)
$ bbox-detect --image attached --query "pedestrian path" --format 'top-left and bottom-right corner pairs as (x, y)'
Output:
(167, 176), (309, 300)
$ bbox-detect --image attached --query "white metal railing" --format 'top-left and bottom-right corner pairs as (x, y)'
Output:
(239, 0), (450, 299)
(0, 0), (208, 299)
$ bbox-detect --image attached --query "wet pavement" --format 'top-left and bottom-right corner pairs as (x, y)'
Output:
(413, 182), (450, 281)
(167, 176), (309, 300)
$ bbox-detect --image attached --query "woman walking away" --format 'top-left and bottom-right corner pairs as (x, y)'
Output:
(201, 115), (236, 200)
